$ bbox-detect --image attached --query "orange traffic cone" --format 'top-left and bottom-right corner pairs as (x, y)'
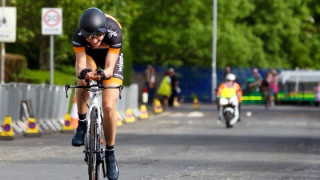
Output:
(70, 95), (78, 129)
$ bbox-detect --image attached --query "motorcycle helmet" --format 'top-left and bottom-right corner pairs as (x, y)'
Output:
(226, 73), (236, 81)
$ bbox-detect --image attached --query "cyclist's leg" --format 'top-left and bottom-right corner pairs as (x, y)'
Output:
(72, 55), (97, 147)
(101, 51), (123, 180)
(101, 50), (123, 147)
(101, 80), (121, 146)
(101, 78), (121, 180)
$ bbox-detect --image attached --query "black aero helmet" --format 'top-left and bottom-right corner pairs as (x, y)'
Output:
(79, 8), (107, 37)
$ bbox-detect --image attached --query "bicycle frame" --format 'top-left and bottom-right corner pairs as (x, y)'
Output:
(86, 85), (103, 149)
(86, 85), (105, 179)
(65, 81), (122, 180)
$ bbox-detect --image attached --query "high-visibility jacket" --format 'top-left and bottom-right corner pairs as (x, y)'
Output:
(217, 82), (243, 103)
(157, 75), (172, 97)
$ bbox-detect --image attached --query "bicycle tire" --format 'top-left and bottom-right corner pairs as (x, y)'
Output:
(88, 107), (99, 180)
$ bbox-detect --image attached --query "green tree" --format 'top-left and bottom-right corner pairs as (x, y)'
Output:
(130, 0), (212, 67)
(5, 0), (320, 75)
(6, 0), (138, 85)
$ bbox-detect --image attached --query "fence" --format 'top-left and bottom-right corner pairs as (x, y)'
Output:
(132, 65), (282, 103)
(0, 83), (139, 134)
(0, 83), (69, 122)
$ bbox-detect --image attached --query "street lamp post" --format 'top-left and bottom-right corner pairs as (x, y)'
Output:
(212, 0), (217, 102)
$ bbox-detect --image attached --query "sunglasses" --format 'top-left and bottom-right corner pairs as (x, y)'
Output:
(81, 28), (106, 39)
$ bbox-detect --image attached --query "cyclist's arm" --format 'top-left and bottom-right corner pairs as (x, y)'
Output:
(75, 51), (93, 78)
(103, 48), (120, 78)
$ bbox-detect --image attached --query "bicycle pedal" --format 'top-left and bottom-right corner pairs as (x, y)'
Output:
(84, 155), (88, 164)
(99, 149), (106, 161)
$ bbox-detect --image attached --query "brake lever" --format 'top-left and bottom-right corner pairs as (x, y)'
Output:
(65, 85), (71, 98)
(119, 85), (123, 99)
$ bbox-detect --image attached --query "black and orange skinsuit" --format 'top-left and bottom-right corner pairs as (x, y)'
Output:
(72, 14), (124, 84)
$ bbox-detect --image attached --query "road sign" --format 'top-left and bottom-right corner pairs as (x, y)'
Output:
(41, 8), (62, 35)
(0, 7), (17, 42)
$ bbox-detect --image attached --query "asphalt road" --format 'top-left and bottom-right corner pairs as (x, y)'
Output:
(1, 104), (320, 180)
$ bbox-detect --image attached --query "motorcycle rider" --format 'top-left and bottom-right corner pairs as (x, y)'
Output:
(217, 73), (242, 121)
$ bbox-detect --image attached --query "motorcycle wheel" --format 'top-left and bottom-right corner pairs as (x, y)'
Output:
(225, 111), (233, 128)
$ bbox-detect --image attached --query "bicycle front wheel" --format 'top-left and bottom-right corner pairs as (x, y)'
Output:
(88, 107), (100, 180)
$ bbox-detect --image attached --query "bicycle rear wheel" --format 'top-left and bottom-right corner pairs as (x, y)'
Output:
(88, 107), (100, 180)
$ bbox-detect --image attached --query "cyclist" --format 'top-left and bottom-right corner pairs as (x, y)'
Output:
(217, 73), (243, 121)
(71, 7), (123, 180)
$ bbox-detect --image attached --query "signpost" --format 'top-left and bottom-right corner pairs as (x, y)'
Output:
(41, 8), (62, 86)
(0, 6), (16, 84)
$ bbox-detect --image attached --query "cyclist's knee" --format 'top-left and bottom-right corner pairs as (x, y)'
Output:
(102, 103), (115, 114)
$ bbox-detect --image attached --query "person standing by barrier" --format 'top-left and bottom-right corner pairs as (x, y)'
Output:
(168, 68), (180, 107)
(144, 65), (156, 106)
(223, 66), (232, 81)
(269, 70), (278, 106)
(249, 68), (262, 92)
(71, 7), (123, 180)
(261, 71), (271, 108)
(157, 69), (172, 110)
(314, 81), (320, 107)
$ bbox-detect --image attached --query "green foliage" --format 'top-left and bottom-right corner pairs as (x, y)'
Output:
(130, 0), (212, 66)
(19, 68), (77, 85)
(5, 53), (27, 82)
(5, 0), (320, 82)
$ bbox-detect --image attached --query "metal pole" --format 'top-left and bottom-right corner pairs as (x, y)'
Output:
(0, 43), (4, 84)
(50, 35), (54, 86)
(212, 0), (217, 101)
(0, 0), (5, 84)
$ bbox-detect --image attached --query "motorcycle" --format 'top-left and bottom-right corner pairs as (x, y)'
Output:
(218, 87), (240, 128)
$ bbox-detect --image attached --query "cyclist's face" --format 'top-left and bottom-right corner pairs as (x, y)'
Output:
(86, 34), (104, 47)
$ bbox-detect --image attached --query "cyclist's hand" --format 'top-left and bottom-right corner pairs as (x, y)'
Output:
(95, 69), (111, 81)
(78, 68), (92, 79)
(86, 71), (95, 80)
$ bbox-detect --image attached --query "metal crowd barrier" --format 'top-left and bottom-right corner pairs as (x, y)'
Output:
(0, 83), (139, 134)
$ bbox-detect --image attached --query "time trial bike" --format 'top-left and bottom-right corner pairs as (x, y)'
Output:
(65, 78), (122, 180)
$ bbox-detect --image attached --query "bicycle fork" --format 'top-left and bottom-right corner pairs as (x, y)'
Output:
(84, 102), (107, 178)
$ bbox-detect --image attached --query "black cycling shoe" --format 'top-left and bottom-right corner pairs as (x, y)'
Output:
(106, 154), (119, 180)
(71, 121), (87, 147)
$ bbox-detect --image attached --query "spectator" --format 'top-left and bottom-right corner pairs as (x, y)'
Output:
(260, 71), (271, 105)
(249, 68), (262, 92)
(157, 69), (173, 109)
(315, 81), (320, 107)
(144, 65), (156, 105)
(223, 66), (232, 81)
(169, 68), (181, 107)
(269, 69), (279, 106)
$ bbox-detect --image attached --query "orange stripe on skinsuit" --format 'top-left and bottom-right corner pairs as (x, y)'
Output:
(109, 48), (120, 54)
(105, 14), (122, 29)
(103, 77), (123, 85)
(73, 47), (85, 53)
